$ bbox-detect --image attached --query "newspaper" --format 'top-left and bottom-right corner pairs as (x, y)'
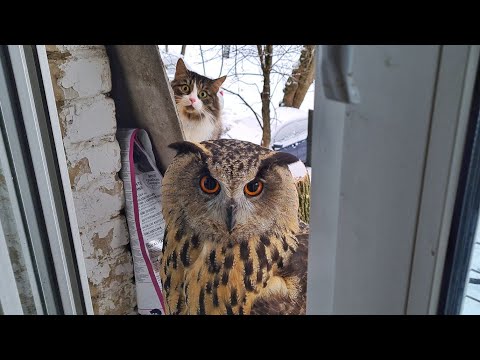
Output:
(118, 128), (166, 315)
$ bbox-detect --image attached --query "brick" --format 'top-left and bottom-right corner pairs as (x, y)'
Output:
(85, 250), (136, 314)
(91, 280), (136, 315)
(72, 175), (125, 229)
(80, 215), (130, 258)
(49, 52), (111, 101)
(58, 95), (117, 144)
(65, 140), (121, 190)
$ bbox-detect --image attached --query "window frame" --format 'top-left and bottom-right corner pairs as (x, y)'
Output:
(0, 45), (93, 315)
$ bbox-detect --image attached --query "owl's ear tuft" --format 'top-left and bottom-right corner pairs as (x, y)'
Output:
(257, 151), (300, 178)
(261, 151), (300, 169)
(169, 141), (210, 161)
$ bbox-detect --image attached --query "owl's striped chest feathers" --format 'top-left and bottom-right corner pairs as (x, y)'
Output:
(160, 223), (299, 315)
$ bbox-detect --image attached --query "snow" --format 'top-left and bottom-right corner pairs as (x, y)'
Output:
(461, 234), (480, 314)
(223, 120), (262, 144)
(159, 45), (314, 147)
(270, 108), (309, 147)
(461, 297), (480, 315)
(466, 271), (480, 299)
(288, 161), (309, 180)
(469, 239), (480, 272)
(221, 106), (309, 146)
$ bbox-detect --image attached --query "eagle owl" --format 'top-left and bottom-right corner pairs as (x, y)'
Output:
(160, 139), (308, 315)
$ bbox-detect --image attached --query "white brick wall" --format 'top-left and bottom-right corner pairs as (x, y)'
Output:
(47, 45), (136, 315)
(58, 95), (117, 144)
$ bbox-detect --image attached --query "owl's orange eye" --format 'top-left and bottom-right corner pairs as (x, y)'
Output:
(200, 175), (220, 194)
(244, 180), (263, 196)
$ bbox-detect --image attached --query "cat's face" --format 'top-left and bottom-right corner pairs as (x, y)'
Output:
(171, 58), (226, 120)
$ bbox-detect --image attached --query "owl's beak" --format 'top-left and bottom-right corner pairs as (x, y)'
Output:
(226, 203), (236, 233)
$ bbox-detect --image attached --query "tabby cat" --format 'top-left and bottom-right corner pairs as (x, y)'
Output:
(171, 58), (227, 142)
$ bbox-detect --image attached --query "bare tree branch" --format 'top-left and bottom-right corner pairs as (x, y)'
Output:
(222, 87), (263, 130)
(257, 45), (265, 70)
(199, 45), (206, 75)
(269, 98), (279, 130)
(257, 45), (273, 147)
(219, 46), (225, 77)
(281, 45), (316, 108)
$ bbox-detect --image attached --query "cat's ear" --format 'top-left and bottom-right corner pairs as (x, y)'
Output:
(175, 58), (189, 78)
(212, 75), (227, 92)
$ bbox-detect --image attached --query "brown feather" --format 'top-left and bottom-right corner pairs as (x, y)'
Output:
(251, 221), (309, 315)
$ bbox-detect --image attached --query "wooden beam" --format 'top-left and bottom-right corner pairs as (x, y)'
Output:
(106, 45), (184, 175)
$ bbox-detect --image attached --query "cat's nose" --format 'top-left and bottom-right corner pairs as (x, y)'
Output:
(189, 97), (197, 104)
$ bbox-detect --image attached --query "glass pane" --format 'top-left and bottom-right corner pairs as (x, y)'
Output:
(461, 216), (480, 314)
(0, 131), (41, 314)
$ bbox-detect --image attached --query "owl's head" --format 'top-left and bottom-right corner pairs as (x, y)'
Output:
(162, 139), (300, 241)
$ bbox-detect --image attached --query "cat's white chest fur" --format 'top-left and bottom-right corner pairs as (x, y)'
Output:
(179, 114), (216, 143)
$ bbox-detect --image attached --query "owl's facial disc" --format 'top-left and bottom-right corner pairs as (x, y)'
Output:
(166, 139), (301, 239)
(206, 186), (241, 235)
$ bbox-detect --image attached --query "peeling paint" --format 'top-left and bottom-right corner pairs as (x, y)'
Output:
(47, 45), (136, 315)
(72, 176), (125, 228)
(48, 48), (111, 102)
(92, 228), (114, 256)
(68, 157), (91, 187)
(99, 180), (123, 196)
(46, 50), (72, 61)
(91, 279), (136, 315)
(86, 250), (135, 314)
(58, 95), (117, 145)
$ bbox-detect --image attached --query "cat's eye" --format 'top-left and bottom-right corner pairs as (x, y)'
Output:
(181, 85), (190, 93)
(198, 91), (208, 99)
(200, 175), (220, 194)
(244, 179), (263, 197)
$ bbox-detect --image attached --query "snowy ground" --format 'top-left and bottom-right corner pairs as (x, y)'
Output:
(159, 45), (315, 146)
(461, 234), (480, 315)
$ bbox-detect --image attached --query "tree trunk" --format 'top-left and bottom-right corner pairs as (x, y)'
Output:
(258, 45), (273, 148)
(281, 45), (316, 108)
(261, 83), (271, 148)
(181, 45), (187, 56)
(222, 45), (231, 58)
